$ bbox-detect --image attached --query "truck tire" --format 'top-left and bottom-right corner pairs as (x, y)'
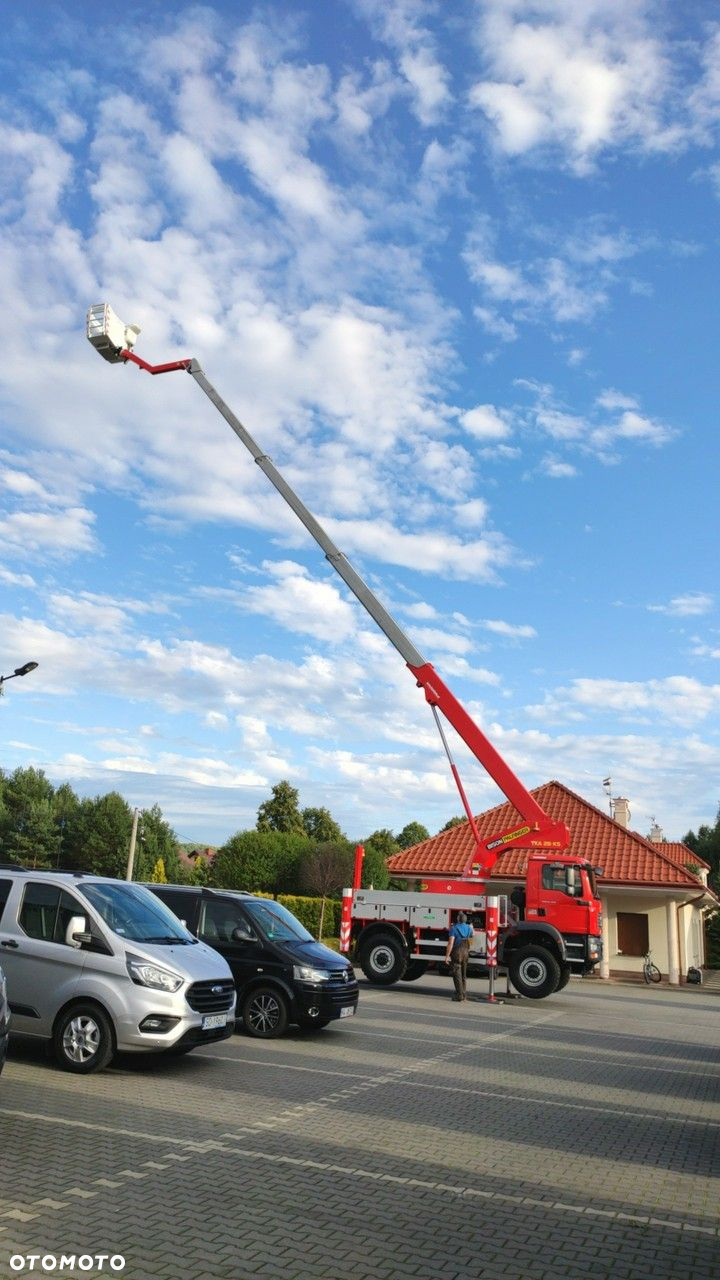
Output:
(508, 946), (561, 999)
(402, 960), (428, 981)
(359, 933), (407, 985)
(555, 963), (572, 992)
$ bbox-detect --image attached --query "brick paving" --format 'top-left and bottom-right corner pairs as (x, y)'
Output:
(0, 978), (718, 1279)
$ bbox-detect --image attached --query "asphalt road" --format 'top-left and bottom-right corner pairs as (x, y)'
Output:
(0, 976), (718, 1280)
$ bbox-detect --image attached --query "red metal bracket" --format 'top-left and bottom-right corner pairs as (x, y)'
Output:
(121, 350), (192, 376)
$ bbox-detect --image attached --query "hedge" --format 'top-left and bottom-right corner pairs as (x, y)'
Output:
(257, 891), (342, 938)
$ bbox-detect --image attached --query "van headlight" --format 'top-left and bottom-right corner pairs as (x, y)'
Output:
(293, 965), (330, 983)
(127, 955), (183, 992)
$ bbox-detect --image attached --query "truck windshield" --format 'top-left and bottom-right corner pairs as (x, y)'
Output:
(80, 882), (195, 944)
(243, 899), (314, 943)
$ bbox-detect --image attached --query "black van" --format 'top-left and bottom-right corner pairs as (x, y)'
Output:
(146, 885), (359, 1038)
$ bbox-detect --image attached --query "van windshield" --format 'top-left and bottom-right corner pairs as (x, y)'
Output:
(80, 882), (195, 944)
(243, 899), (313, 943)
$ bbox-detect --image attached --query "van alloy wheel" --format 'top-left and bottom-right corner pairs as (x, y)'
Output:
(241, 986), (289, 1038)
(53, 1002), (115, 1073)
(63, 1014), (101, 1064)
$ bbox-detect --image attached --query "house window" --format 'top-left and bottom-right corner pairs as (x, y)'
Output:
(617, 912), (649, 956)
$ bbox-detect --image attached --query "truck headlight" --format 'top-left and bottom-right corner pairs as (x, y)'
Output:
(126, 955), (183, 992)
(293, 965), (330, 983)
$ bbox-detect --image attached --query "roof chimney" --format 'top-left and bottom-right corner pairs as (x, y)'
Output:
(648, 820), (664, 844)
(612, 797), (631, 829)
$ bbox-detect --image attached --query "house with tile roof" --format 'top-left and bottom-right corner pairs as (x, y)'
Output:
(386, 781), (718, 985)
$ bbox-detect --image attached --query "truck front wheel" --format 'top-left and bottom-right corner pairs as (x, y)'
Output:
(508, 946), (561, 999)
(359, 933), (407, 985)
(555, 963), (572, 992)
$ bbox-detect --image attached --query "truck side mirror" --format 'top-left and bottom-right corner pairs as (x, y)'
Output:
(565, 868), (578, 896)
(65, 916), (92, 949)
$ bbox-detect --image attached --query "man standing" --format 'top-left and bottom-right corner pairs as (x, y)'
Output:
(445, 911), (474, 1001)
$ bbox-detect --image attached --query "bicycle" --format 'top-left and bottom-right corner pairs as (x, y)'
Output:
(642, 951), (662, 984)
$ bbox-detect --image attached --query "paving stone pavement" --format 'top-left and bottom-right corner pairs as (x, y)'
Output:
(0, 978), (718, 1279)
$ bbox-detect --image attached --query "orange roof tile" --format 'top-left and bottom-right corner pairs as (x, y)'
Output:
(387, 781), (711, 890)
(654, 842), (711, 872)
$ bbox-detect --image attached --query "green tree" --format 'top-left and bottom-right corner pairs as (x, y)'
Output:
(684, 805), (720, 890)
(299, 841), (354, 900)
(439, 816), (465, 832)
(188, 856), (214, 886)
(0, 767), (60, 869)
(134, 804), (182, 883)
(257, 781), (305, 834)
(302, 806), (345, 843)
(214, 829), (309, 893)
(298, 840), (355, 938)
(396, 821), (430, 849)
(360, 828), (396, 891)
(66, 792), (134, 878)
(149, 857), (167, 883)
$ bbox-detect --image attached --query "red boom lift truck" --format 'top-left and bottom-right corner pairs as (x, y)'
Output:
(86, 303), (603, 1000)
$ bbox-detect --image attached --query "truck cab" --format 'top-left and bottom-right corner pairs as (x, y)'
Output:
(505, 856), (602, 990)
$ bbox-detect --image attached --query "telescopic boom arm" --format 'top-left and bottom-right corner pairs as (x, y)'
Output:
(87, 306), (569, 877)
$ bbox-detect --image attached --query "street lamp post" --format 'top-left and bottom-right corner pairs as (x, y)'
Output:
(0, 661), (38, 695)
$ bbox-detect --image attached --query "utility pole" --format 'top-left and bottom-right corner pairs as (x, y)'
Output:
(126, 807), (139, 881)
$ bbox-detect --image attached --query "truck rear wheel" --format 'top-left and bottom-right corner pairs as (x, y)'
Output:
(401, 960), (428, 981)
(508, 946), (561, 999)
(359, 933), (407, 985)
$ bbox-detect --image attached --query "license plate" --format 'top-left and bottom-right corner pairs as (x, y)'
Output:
(339, 1006), (355, 1018)
(202, 1013), (227, 1030)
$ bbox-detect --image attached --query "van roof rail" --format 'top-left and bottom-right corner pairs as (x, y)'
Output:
(0, 861), (27, 870)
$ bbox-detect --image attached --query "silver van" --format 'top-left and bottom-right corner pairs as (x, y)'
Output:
(0, 870), (236, 1073)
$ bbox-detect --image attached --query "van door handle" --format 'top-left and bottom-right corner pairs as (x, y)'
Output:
(1, 939), (19, 948)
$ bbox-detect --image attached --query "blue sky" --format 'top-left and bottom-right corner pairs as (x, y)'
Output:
(1, 1), (718, 846)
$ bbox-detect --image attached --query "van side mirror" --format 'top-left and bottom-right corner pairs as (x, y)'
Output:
(231, 926), (256, 944)
(65, 915), (92, 948)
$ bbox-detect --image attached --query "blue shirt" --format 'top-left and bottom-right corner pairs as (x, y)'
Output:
(449, 922), (473, 943)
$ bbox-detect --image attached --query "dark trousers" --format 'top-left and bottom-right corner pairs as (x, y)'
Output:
(451, 942), (470, 997)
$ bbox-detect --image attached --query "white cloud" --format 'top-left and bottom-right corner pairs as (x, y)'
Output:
(323, 516), (515, 581)
(648, 593), (714, 617)
(473, 306), (518, 342)
(0, 508), (97, 559)
(412, 627), (474, 656)
(354, 0), (452, 124)
(453, 498), (489, 528)
(528, 675), (720, 727)
(481, 619), (537, 640)
(400, 601), (438, 620)
(0, 124), (73, 226)
(0, 566), (36, 588)
(540, 457), (578, 479)
(691, 642), (720, 660)
(464, 220), (612, 329)
(468, 2), (681, 172)
(517, 381), (676, 464)
(459, 404), (512, 440)
(243, 563), (357, 643)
